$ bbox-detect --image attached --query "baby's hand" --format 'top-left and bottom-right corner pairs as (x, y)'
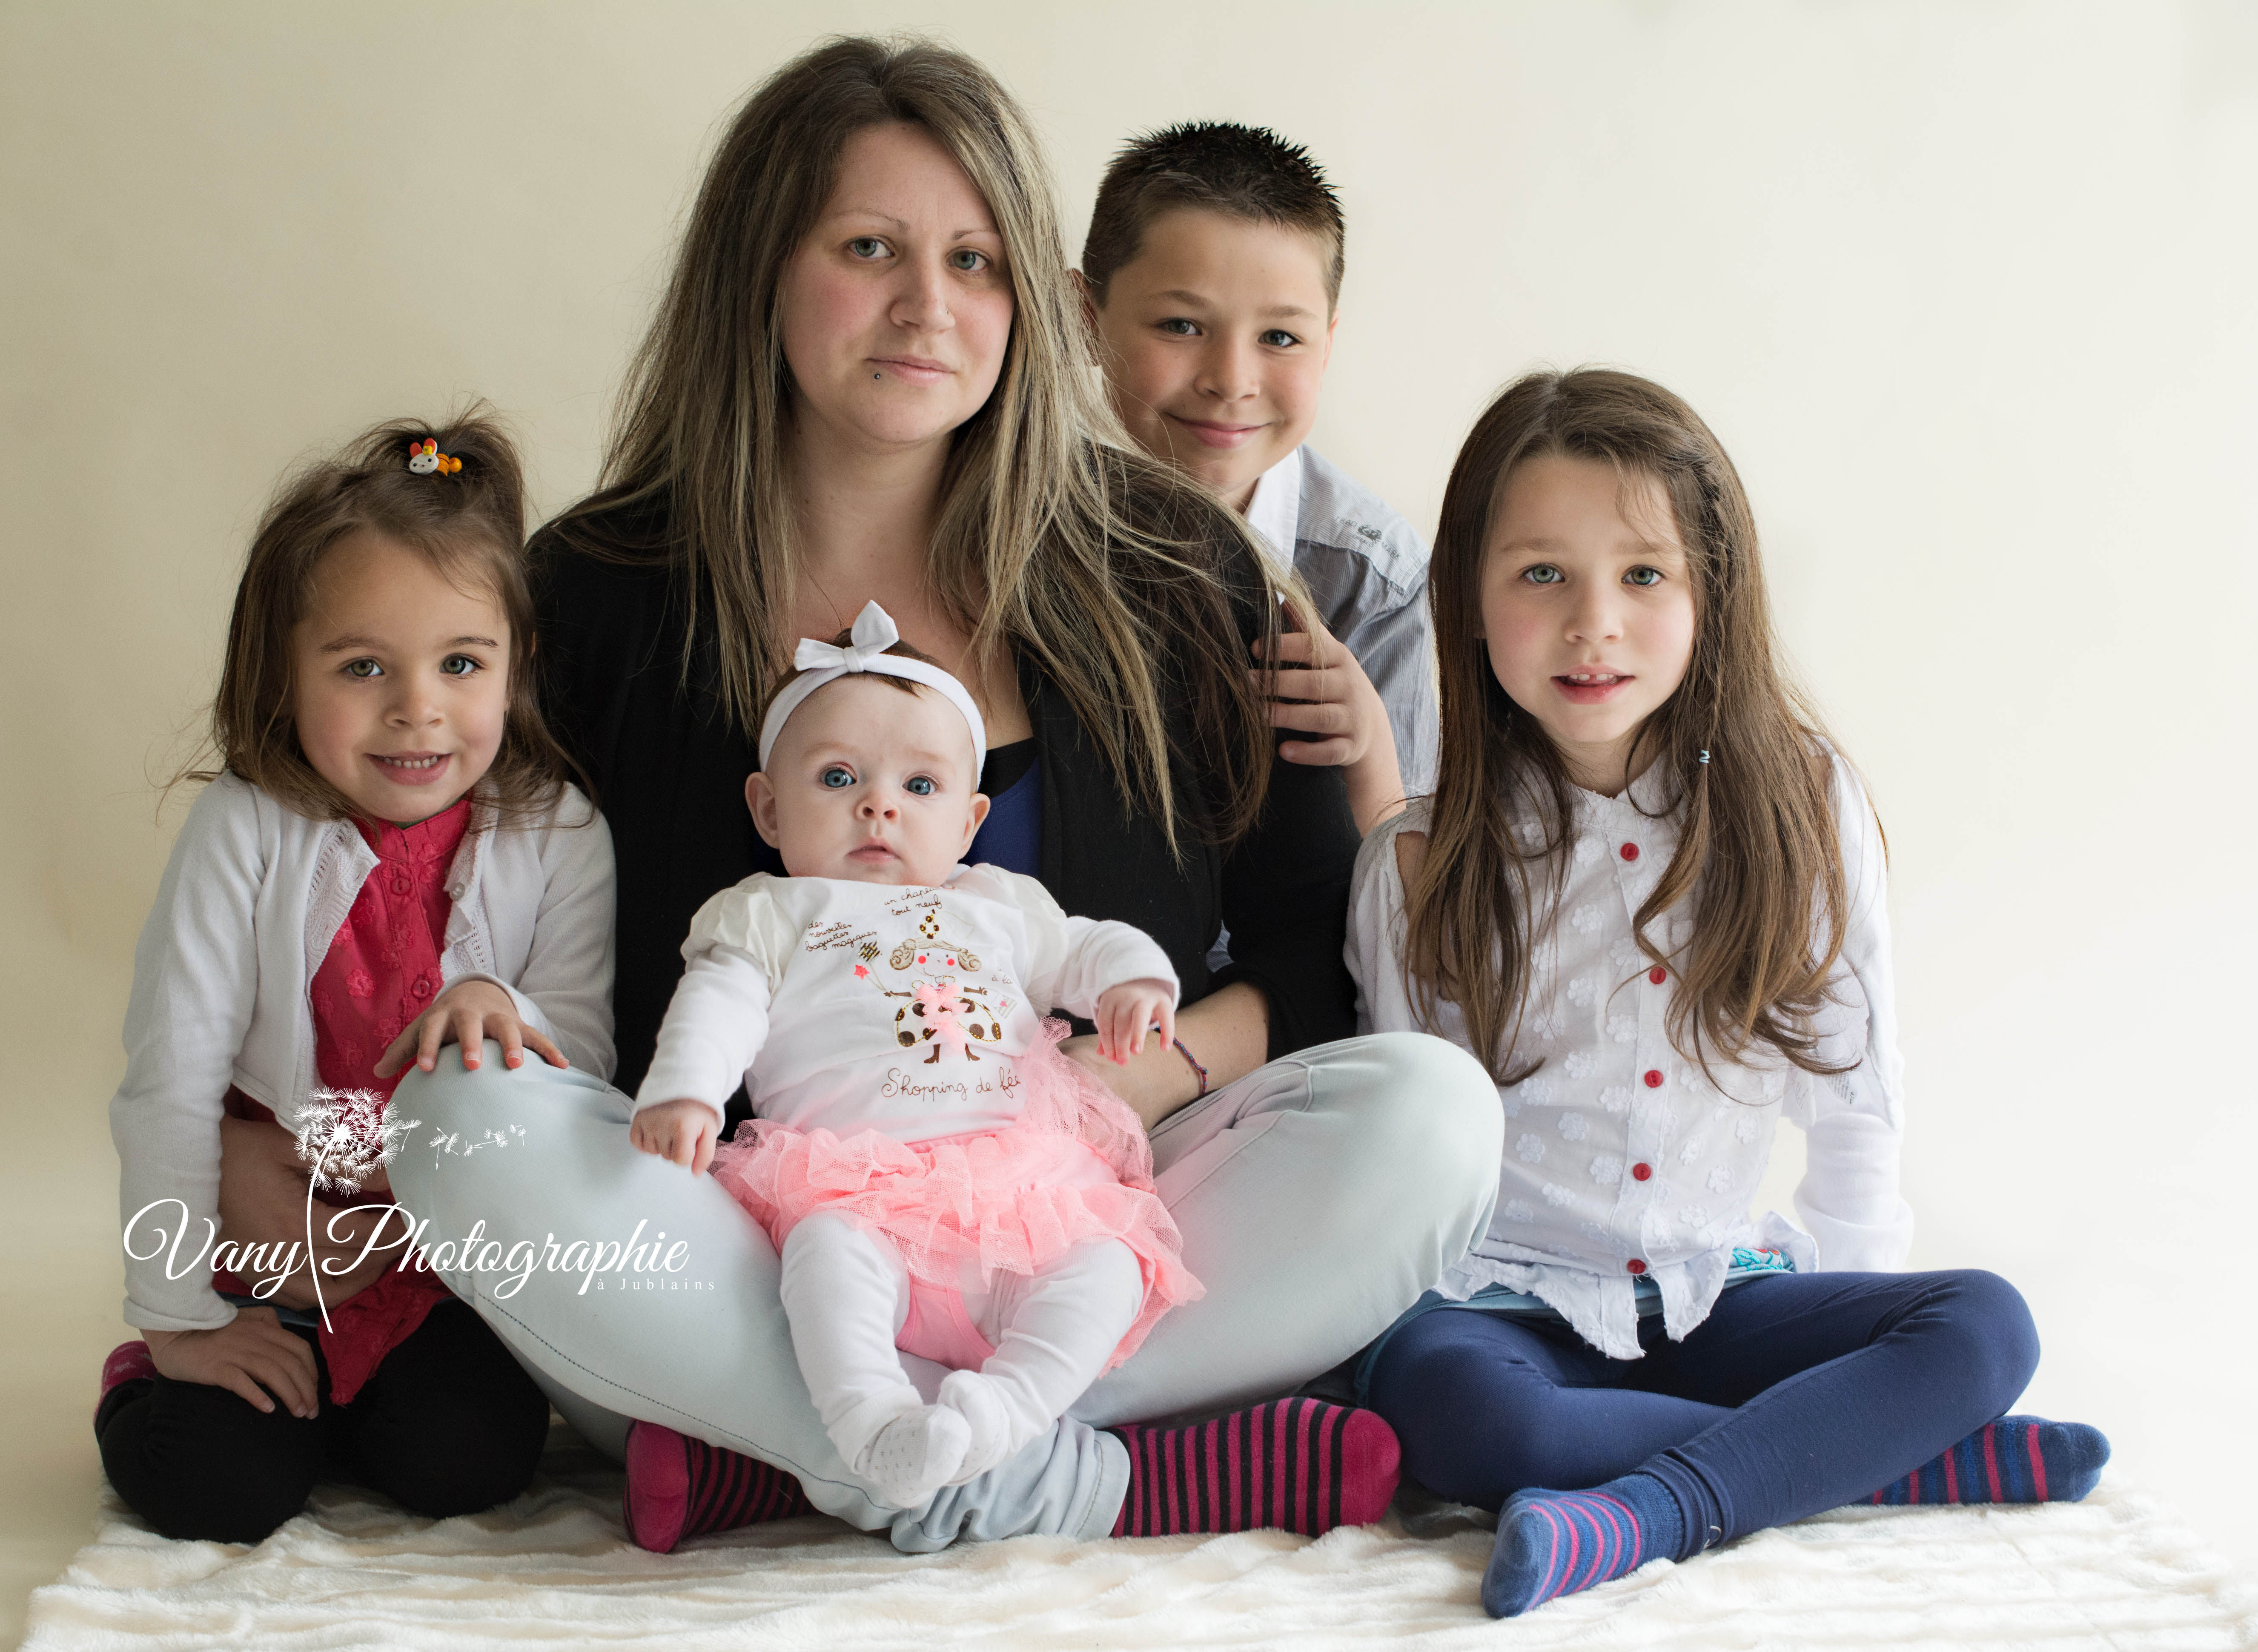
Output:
(374, 980), (567, 1079)
(143, 1306), (321, 1418)
(1095, 978), (1176, 1065)
(631, 1098), (722, 1176)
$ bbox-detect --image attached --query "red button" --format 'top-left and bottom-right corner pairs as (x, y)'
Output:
(1643, 1069), (1664, 1088)
(1620, 843), (1640, 862)
(1648, 967), (1668, 985)
(1632, 1162), (1652, 1181)
(1627, 1259), (1647, 1275)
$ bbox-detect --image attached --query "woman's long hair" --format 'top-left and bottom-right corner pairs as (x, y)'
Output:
(1402, 368), (1862, 1084)
(554, 35), (1280, 848)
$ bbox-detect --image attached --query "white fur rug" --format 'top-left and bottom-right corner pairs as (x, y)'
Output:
(23, 1429), (2257, 1651)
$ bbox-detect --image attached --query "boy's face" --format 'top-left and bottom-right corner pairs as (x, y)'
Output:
(1089, 207), (1337, 512)
(746, 675), (989, 887)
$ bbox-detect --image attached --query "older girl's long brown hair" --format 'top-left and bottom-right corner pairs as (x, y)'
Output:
(554, 36), (1283, 849)
(1402, 368), (1861, 1084)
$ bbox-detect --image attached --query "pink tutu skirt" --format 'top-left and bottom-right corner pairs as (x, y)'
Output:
(711, 1019), (1202, 1371)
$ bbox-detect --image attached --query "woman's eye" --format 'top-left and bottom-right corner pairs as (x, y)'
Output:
(439, 654), (480, 676)
(846, 236), (889, 260)
(1521, 565), (1565, 586)
(1157, 317), (1198, 337)
(904, 775), (937, 797)
(1258, 329), (1300, 349)
(1624, 567), (1664, 588)
(342, 658), (382, 679)
(820, 766), (855, 789)
(948, 248), (988, 273)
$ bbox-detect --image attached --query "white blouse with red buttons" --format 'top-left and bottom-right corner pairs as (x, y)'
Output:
(1347, 750), (1914, 1360)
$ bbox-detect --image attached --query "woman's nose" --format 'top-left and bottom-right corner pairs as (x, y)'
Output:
(891, 255), (955, 333)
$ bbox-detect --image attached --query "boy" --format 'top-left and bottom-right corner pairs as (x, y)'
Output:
(1080, 122), (1436, 826)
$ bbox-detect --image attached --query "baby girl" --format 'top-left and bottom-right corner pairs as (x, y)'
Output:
(630, 602), (1199, 1506)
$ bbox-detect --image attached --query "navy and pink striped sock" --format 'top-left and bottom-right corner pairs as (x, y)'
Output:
(1868, 1415), (2108, 1506)
(1109, 1398), (1401, 1537)
(1483, 1471), (1682, 1618)
(622, 1421), (814, 1552)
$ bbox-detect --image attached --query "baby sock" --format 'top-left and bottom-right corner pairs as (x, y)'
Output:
(622, 1421), (813, 1553)
(856, 1404), (971, 1507)
(1483, 1472), (1683, 1618)
(1109, 1398), (1401, 1537)
(93, 1340), (157, 1431)
(1867, 1416), (2109, 1506)
(937, 1369), (1014, 1484)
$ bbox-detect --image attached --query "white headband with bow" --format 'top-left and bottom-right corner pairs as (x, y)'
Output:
(756, 601), (988, 779)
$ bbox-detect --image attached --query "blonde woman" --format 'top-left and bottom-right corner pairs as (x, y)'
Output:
(221, 37), (1499, 1552)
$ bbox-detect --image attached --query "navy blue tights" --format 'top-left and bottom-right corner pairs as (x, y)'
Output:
(1366, 1269), (2040, 1555)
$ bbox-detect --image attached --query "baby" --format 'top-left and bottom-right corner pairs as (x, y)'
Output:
(630, 602), (1200, 1506)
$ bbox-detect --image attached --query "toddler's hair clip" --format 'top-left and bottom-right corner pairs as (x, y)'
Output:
(407, 438), (462, 476)
(1697, 749), (1711, 765)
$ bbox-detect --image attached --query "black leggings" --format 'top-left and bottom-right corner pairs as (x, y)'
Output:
(96, 1298), (550, 1543)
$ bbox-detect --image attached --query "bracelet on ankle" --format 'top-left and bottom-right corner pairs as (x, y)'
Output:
(1172, 1036), (1209, 1098)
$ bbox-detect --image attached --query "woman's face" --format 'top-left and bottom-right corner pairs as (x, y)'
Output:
(778, 121), (1014, 456)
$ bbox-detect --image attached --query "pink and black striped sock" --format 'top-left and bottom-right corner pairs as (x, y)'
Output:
(1868, 1415), (2109, 1507)
(1108, 1398), (1401, 1538)
(1483, 1471), (1683, 1618)
(622, 1420), (814, 1552)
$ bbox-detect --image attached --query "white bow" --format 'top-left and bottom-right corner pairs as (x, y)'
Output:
(792, 600), (900, 676)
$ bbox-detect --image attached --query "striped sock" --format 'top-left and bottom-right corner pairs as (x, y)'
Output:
(622, 1420), (814, 1552)
(1868, 1416), (2109, 1507)
(1108, 1399), (1401, 1537)
(1483, 1473), (1682, 1618)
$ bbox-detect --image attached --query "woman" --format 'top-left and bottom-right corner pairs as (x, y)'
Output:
(223, 37), (1500, 1552)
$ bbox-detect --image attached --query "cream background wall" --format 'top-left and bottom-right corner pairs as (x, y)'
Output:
(3, 0), (2252, 1630)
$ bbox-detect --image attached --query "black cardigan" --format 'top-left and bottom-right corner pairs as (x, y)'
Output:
(530, 501), (1361, 1098)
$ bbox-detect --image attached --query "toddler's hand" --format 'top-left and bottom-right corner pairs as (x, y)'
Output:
(374, 980), (567, 1079)
(631, 1098), (722, 1176)
(143, 1305), (321, 1419)
(1095, 978), (1176, 1065)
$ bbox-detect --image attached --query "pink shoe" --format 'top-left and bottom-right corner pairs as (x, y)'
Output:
(94, 1340), (157, 1428)
(622, 1420), (814, 1552)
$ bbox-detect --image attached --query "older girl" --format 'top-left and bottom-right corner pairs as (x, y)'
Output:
(1347, 369), (2106, 1616)
(99, 414), (613, 1541)
(232, 40), (1502, 1552)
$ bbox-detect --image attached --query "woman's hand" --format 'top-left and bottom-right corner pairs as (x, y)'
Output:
(143, 1306), (321, 1418)
(1063, 981), (1267, 1132)
(1093, 978), (1175, 1064)
(630, 1098), (723, 1176)
(375, 979), (567, 1079)
(216, 1114), (399, 1310)
(1253, 620), (1407, 835)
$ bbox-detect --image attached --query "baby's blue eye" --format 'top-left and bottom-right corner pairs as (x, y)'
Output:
(1522, 565), (1564, 586)
(820, 766), (854, 789)
(440, 654), (479, 676)
(905, 775), (937, 797)
(1625, 567), (1663, 588)
(343, 658), (382, 679)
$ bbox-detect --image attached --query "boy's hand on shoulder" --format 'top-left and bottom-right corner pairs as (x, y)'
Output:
(630, 1099), (722, 1176)
(1252, 620), (1407, 835)
(1095, 978), (1176, 1064)
(374, 980), (567, 1080)
(143, 1306), (320, 1419)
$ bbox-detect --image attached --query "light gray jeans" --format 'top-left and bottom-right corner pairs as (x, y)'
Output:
(386, 1031), (1501, 1551)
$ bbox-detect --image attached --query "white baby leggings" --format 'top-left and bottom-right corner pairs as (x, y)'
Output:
(779, 1212), (1143, 1508)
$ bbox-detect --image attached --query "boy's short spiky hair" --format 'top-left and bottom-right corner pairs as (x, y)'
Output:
(1081, 121), (1345, 309)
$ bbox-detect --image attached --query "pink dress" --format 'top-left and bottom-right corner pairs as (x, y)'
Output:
(709, 1020), (1198, 1373)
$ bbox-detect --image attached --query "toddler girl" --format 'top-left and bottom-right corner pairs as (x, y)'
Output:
(100, 413), (615, 1542)
(1347, 369), (2108, 1617)
(629, 603), (1201, 1512)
